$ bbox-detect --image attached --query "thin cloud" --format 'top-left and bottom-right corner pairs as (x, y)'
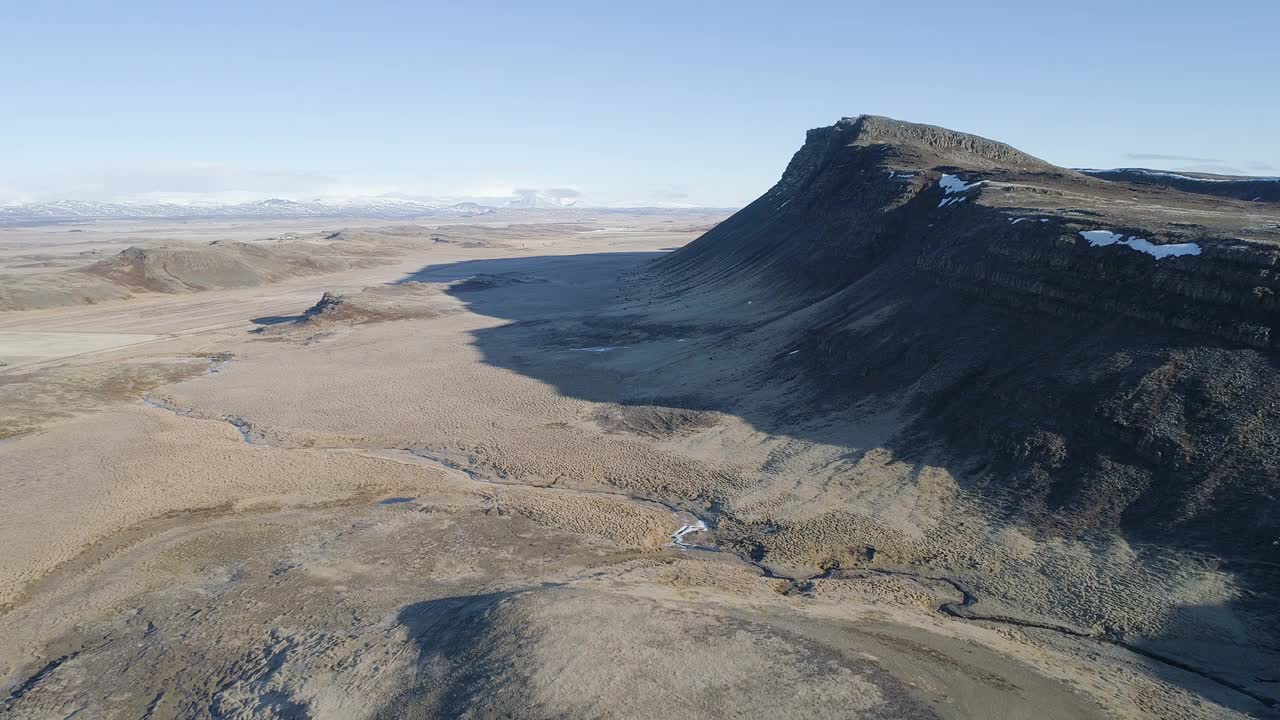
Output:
(0, 165), (477, 205)
(1125, 152), (1223, 164)
(1172, 163), (1247, 176)
(650, 186), (691, 201)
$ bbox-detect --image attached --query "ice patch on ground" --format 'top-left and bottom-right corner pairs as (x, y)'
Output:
(1122, 237), (1202, 258)
(939, 174), (982, 194)
(1080, 230), (1201, 259)
(1080, 230), (1126, 246)
(671, 519), (708, 548)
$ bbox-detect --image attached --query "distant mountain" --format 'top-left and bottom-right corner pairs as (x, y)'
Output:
(0, 195), (731, 223)
(0, 198), (498, 223)
(504, 192), (582, 209)
(1078, 167), (1280, 202)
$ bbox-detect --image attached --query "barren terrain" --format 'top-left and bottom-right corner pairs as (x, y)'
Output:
(2, 128), (1278, 719)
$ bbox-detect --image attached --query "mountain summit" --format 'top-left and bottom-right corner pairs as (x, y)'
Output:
(836, 114), (1058, 170)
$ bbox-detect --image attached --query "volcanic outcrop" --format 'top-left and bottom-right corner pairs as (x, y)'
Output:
(656, 115), (1280, 560)
(264, 284), (458, 332)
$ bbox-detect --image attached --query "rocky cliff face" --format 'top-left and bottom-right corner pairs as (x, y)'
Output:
(657, 115), (1280, 559)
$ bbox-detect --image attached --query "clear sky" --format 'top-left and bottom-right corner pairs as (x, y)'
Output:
(4, 0), (1278, 206)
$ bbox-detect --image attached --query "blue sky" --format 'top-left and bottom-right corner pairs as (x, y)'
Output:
(4, 0), (1277, 205)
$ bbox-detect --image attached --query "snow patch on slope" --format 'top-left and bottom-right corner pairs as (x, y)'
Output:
(1080, 230), (1201, 259)
(939, 174), (982, 194)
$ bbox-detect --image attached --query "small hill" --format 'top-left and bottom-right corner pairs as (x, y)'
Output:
(0, 229), (422, 312)
(81, 242), (355, 293)
(295, 285), (453, 325)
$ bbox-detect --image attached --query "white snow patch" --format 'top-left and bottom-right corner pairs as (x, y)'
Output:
(939, 174), (982, 194)
(1079, 230), (1201, 259)
(671, 519), (708, 548)
(938, 196), (967, 208)
(1122, 237), (1202, 258)
(1080, 230), (1126, 246)
(571, 346), (617, 353)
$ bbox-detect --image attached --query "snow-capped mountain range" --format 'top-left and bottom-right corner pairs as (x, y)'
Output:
(0, 192), (710, 222)
(0, 198), (497, 222)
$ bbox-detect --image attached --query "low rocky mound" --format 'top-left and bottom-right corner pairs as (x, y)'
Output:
(309, 285), (455, 324)
(655, 114), (1280, 562)
(302, 290), (353, 319)
(448, 272), (548, 292)
(255, 284), (458, 337)
(594, 401), (721, 439)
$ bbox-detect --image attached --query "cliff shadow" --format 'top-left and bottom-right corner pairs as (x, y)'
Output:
(395, 250), (808, 426)
(371, 591), (528, 720)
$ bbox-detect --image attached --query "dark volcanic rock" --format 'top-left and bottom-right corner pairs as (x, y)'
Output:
(1080, 168), (1280, 203)
(656, 114), (1280, 560)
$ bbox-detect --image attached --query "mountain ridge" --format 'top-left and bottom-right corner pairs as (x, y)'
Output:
(0, 198), (495, 222)
(1079, 167), (1280, 203)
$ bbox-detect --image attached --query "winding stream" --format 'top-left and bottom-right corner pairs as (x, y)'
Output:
(136, 396), (1277, 710)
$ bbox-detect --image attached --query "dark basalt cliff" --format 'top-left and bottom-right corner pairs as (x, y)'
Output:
(657, 115), (1280, 559)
